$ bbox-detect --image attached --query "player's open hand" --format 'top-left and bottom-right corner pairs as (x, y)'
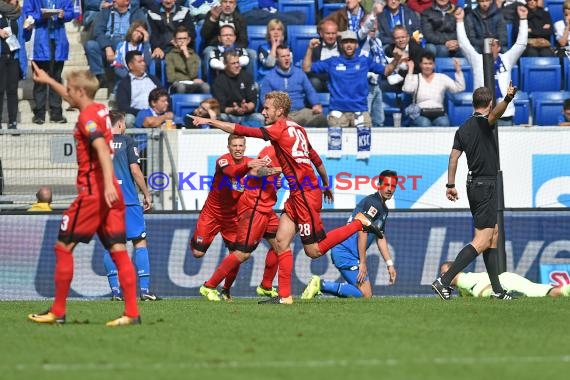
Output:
(387, 265), (397, 285)
(323, 188), (334, 203)
(357, 263), (368, 284)
(143, 195), (152, 212)
(31, 61), (51, 84)
(446, 187), (459, 202)
(104, 184), (119, 208)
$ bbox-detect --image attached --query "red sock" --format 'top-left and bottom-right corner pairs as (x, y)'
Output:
(223, 263), (240, 290)
(317, 220), (361, 255)
(111, 250), (139, 318)
(277, 250), (293, 298)
(51, 244), (74, 317)
(205, 253), (241, 289)
(261, 248), (278, 289)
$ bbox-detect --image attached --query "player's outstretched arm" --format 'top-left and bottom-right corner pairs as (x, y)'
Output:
(93, 138), (119, 208)
(31, 61), (73, 105)
(189, 115), (236, 133)
(130, 163), (152, 212)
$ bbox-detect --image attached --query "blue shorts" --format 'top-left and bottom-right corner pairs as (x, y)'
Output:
(331, 245), (369, 285)
(126, 204), (146, 240)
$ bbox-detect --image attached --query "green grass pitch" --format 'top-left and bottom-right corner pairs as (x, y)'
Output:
(1, 297), (569, 380)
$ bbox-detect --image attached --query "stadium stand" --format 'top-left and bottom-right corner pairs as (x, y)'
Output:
(278, 0), (317, 26)
(321, 2), (344, 18)
(530, 91), (570, 126)
(546, 0), (565, 22)
(513, 91), (530, 125)
(446, 92), (474, 127)
(287, 25), (318, 65)
(520, 57), (562, 92)
(383, 92), (411, 127)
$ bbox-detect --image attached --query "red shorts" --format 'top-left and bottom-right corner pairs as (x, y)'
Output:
(284, 189), (326, 244)
(235, 206), (279, 253)
(191, 210), (237, 252)
(58, 185), (126, 249)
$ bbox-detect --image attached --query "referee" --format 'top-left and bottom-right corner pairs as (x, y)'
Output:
(432, 83), (518, 301)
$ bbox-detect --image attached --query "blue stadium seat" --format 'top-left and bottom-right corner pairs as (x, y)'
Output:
(530, 91), (570, 126)
(546, 0), (565, 22)
(278, 0), (316, 26)
(247, 25), (268, 54)
(435, 57), (474, 92)
(520, 57), (562, 92)
(447, 92), (474, 127)
(148, 59), (168, 87)
(513, 91), (530, 125)
(287, 25), (318, 64)
(321, 3), (345, 18)
(382, 92), (411, 127)
(170, 93), (212, 125)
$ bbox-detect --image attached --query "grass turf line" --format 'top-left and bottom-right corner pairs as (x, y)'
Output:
(1, 297), (568, 380)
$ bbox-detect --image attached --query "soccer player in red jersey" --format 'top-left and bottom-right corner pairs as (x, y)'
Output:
(200, 144), (283, 301)
(190, 135), (266, 261)
(191, 91), (381, 304)
(27, 63), (140, 326)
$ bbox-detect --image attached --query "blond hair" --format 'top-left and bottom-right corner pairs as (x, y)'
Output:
(265, 91), (291, 116)
(265, 18), (286, 41)
(65, 70), (99, 99)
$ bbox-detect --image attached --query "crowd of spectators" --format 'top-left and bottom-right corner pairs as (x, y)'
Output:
(2, 0), (570, 131)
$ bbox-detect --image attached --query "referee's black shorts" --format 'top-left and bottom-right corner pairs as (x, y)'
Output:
(466, 177), (497, 229)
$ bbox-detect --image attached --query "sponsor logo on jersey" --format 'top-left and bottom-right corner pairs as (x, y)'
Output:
(85, 120), (98, 133)
(367, 206), (378, 217)
(218, 158), (228, 168)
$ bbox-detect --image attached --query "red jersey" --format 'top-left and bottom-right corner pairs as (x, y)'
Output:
(235, 119), (323, 195)
(239, 145), (279, 214)
(73, 102), (114, 194)
(202, 153), (252, 216)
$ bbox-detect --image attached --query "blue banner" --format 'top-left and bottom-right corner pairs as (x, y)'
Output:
(1, 211), (569, 299)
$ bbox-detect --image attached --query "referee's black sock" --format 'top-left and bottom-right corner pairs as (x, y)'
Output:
(440, 244), (478, 287)
(483, 248), (505, 294)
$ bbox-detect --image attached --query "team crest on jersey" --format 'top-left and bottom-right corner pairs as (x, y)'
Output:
(261, 154), (271, 165)
(85, 120), (97, 133)
(218, 158), (228, 167)
(367, 206), (378, 217)
(196, 236), (203, 243)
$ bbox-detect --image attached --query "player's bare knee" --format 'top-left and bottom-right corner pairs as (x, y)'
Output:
(234, 251), (251, 262)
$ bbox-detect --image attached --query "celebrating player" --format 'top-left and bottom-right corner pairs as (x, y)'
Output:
(200, 144), (282, 301)
(191, 91), (382, 304)
(102, 111), (161, 302)
(302, 170), (398, 299)
(28, 63), (140, 326)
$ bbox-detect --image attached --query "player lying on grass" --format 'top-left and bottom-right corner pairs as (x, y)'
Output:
(440, 262), (570, 298)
